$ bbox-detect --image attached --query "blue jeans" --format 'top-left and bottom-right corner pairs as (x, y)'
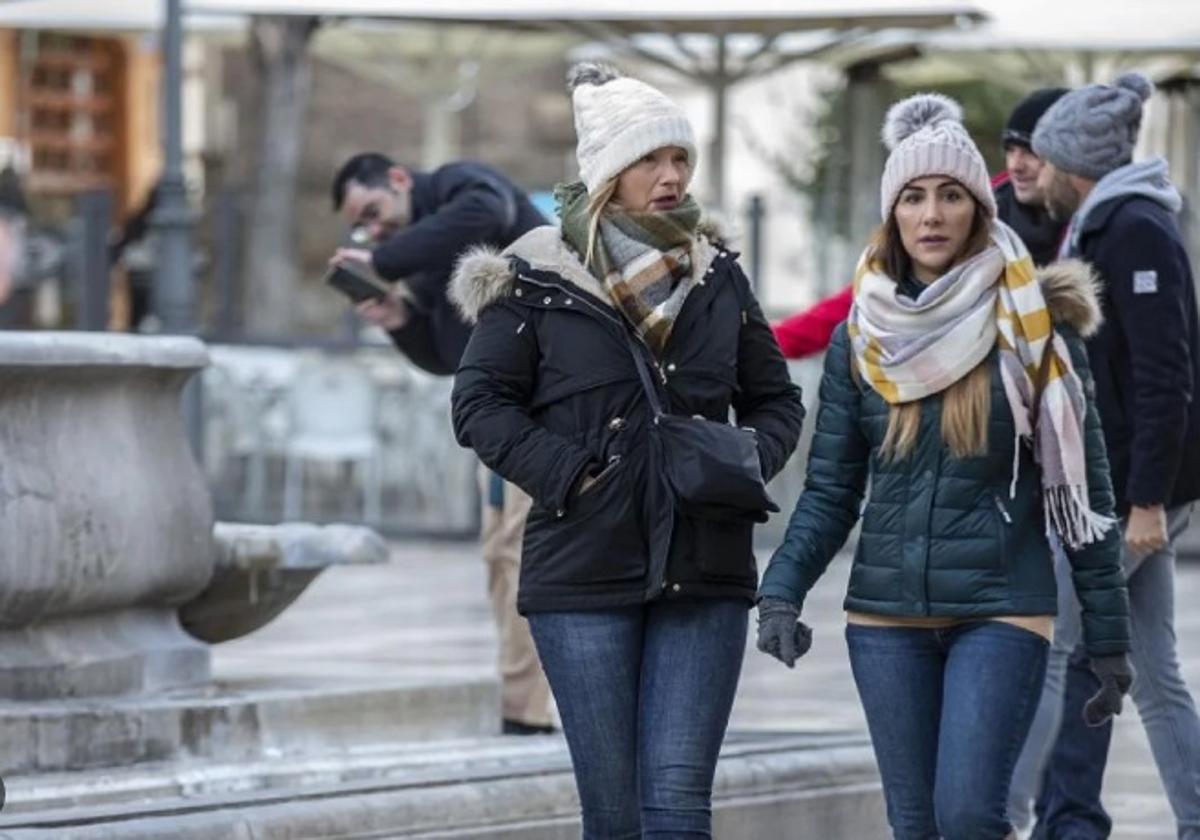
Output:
(1016, 505), (1200, 840)
(847, 621), (1049, 840)
(528, 598), (747, 839)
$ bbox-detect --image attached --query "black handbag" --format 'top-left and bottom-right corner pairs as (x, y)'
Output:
(624, 331), (778, 524)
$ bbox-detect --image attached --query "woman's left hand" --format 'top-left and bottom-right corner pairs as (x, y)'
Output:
(1083, 653), (1134, 727)
(755, 597), (813, 668)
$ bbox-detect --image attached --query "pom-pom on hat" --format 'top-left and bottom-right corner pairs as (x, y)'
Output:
(567, 62), (697, 195)
(1032, 72), (1153, 181)
(878, 92), (995, 220)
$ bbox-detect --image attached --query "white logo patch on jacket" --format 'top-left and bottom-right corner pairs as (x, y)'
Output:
(1133, 270), (1159, 294)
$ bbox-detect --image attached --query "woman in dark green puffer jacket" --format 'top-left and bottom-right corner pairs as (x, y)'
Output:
(756, 94), (1131, 840)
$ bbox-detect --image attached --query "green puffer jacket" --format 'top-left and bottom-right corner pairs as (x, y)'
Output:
(759, 261), (1131, 656)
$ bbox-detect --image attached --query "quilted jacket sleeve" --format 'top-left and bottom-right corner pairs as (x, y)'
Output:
(758, 325), (870, 609)
(1060, 326), (1132, 656)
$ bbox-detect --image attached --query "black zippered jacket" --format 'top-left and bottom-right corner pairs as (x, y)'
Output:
(449, 225), (804, 613)
(1074, 195), (1200, 512)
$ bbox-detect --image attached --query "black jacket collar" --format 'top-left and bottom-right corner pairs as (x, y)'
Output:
(407, 169), (436, 225)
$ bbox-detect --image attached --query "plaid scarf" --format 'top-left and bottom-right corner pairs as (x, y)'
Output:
(557, 181), (701, 355)
(847, 221), (1116, 549)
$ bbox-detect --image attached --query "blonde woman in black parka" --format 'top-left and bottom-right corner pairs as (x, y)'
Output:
(450, 64), (803, 837)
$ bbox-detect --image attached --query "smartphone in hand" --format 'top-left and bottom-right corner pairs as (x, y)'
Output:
(324, 262), (389, 304)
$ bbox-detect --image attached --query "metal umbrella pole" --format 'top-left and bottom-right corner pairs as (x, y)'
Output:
(152, 0), (203, 459)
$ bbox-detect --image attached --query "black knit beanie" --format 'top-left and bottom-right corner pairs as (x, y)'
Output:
(1002, 87), (1070, 150)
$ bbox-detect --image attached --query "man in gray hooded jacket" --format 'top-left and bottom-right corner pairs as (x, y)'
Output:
(1010, 71), (1200, 839)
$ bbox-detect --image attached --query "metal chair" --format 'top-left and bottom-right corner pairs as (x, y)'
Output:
(282, 360), (382, 524)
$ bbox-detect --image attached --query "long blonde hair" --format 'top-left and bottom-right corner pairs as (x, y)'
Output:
(867, 202), (993, 462)
(584, 177), (619, 270)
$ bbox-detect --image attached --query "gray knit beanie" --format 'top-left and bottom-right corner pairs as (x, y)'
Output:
(1031, 72), (1154, 180)
(879, 93), (996, 220)
(567, 62), (697, 195)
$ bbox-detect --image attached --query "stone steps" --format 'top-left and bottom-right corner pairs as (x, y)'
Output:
(0, 675), (497, 775)
(3, 737), (571, 814)
(0, 731), (885, 839)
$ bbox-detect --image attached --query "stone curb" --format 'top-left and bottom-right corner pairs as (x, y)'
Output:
(0, 732), (885, 838)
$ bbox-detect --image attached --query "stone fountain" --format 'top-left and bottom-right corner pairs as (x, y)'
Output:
(0, 333), (493, 778)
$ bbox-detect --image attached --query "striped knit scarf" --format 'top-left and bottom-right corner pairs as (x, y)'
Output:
(847, 221), (1115, 549)
(556, 181), (701, 355)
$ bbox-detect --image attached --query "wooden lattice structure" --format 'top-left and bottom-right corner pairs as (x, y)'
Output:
(15, 31), (127, 208)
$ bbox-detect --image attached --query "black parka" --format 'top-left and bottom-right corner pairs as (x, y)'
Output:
(450, 225), (805, 614)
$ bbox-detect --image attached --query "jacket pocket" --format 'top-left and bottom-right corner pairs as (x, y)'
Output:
(522, 456), (647, 586)
(577, 454), (623, 499)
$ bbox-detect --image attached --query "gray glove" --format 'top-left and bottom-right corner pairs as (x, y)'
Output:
(1084, 654), (1135, 727)
(756, 597), (813, 668)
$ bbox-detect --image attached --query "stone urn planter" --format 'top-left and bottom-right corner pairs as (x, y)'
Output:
(0, 333), (214, 700)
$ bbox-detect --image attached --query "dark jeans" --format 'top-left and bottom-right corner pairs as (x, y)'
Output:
(847, 621), (1049, 840)
(1031, 651), (1112, 839)
(528, 598), (747, 839)
(1029, 505), (1200, 840)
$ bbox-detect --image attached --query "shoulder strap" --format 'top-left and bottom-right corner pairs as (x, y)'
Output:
(623, 330), (665, 418)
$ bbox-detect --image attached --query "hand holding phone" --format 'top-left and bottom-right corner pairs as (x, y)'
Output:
(324, 261), (389, 304)
(327, 249), (411, 330)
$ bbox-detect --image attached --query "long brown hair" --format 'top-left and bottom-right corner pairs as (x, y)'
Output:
(866, 200), (994, 462)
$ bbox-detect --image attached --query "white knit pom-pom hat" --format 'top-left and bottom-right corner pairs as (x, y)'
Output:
(879, 92), (995, 220)
(567, 62), (698, 194)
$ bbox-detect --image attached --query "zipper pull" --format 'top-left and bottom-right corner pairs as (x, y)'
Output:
(655, 363), (667, 384)
(993, 495), (1013, 524)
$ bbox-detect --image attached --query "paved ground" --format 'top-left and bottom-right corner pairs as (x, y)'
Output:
(214, 541), (1200, 839)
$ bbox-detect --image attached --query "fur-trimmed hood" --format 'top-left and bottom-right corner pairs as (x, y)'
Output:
(450, 217), (733, 325)
(1039, 258), (1103, 338)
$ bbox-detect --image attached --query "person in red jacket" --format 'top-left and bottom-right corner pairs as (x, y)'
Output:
(772, 87), (1068, 359)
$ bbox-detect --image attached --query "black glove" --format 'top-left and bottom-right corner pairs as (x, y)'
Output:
(1084, 654), (1135, 727)
(755, 597), (813, 668)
